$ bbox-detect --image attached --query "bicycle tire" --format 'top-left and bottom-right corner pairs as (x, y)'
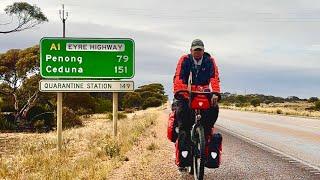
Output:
(188, 159), (194, 175)
(193, 126), (205, 180)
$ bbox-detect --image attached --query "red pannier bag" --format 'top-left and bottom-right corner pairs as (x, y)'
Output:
(205, 133), (222, 168)
(167, 111), (178, 143)
(191, 95), (211, 109)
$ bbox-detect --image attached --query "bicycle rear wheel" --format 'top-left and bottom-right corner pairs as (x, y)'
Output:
(193, 126), (205, 180)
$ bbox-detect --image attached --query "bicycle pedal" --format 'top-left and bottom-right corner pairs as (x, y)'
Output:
(178, 167), (187, 172)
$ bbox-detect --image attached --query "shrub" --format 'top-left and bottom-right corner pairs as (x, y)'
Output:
(264, 100), (272, 104)
(124, 108), (135, 113)
(76, 107), (93, 115)
(235, 103), (241, 107)
(94, 98), (112, 113)
(62, 107), (82, 129)
(236, 95), (247, 104)
(28, 106), (53, 121)
(33, 119), (45, 132)
(276, 109), (283, 114)
(27, 106), (54, 131)
(221, 102), (232, 106)
(27, 106), (46, 121)
(250, 98), (261, 107)
(147, 142), (159, 151)
(142, 97), (162, 109)
(308, 97), (319, 103)
(314, 101), (320, 111)
(235, 103), (249, 107)
(64, 93), (96, 112)
(0, 114), (16, 130)
(104, 139), (120, 158)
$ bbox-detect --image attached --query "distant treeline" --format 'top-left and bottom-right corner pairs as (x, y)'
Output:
(220, 92), (320, 110)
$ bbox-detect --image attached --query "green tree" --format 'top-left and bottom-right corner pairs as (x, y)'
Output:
(0, 97), (3, 111)
(140, 91), (154, 99)
(314, 101), (320, 111)
(140, 91), (165, 102)
(0, 46), (40, 119)
(94, 98), (112, 113)
(236, 95), (247, 104)
(142, 97), (162, 109)
(308, 97), (319, 103)
(250, 98), (261, 107)
(0, 2), (48, 34)
(64, 93), (96, 113)
(122, 92), (142, 108)
(135, 83), (165, 95)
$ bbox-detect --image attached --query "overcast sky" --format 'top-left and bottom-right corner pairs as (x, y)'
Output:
(1, 0), (319, 98)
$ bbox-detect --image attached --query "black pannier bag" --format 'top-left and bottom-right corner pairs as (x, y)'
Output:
(205, 133), (222, 168)
(175, 137), (192, 167)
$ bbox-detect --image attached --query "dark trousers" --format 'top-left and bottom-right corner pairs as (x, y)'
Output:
(173, 98), (219, 140)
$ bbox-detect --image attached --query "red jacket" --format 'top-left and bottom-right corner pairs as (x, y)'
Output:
(173, 53), (220, 94)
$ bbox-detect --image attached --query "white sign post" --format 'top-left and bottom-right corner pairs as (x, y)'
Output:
(113, 92), (118, 136)
(57, 93), (62, 151)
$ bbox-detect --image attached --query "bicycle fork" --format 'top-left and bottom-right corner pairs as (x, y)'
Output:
(191, 110), (201, 143)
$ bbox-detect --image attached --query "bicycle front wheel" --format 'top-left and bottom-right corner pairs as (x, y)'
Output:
(193, 126), (205, 180)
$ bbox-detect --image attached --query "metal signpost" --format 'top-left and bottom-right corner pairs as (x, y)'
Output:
(40, 37), (135, 151)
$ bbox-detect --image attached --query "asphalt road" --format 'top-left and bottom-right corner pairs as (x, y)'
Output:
(198, 130), (319, 180)
(217, 109), (320, 170)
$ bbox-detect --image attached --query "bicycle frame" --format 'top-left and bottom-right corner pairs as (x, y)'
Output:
(174, 89), (214, 180)
(190, 109), (206, 180)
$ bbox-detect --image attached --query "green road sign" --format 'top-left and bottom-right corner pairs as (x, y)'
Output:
(40, 37), (135, 79)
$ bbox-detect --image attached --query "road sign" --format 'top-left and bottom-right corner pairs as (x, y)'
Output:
(39, 80), (134, 92)
(40, 37), (135, 79)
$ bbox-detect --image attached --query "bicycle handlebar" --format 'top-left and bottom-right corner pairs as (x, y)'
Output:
(174, 89), (216, 100)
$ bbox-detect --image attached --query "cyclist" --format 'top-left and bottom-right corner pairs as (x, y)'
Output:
(172, 39), (221, 169)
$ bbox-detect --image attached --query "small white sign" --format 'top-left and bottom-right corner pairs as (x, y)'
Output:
(66, 43), (125, 52)
(39, 80), (134, 92)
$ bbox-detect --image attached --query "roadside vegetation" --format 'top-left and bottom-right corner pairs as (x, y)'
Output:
(0, 108), (159, 179)
(220, 93), (320, 118)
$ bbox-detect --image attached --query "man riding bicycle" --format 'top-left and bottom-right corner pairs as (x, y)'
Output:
(172, 39), (221, 169)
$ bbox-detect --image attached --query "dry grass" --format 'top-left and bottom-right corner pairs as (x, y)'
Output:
(146, 142), (159, 151)
(221, 102), (320, 119)
(0, 108), (159, 179)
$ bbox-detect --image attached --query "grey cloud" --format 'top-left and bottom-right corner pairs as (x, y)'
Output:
(1, 0), (319, 98)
